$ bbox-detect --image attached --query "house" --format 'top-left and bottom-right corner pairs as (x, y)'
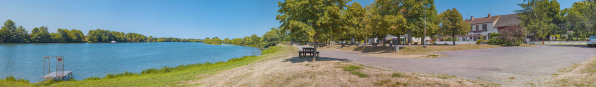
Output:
(445, 13), (520, 41)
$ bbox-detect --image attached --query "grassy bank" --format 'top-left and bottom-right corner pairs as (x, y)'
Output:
(0, 45), (286, 87)
(542, 56), (596, 86)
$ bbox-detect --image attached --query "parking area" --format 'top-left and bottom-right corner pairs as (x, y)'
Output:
(316, 45), (596, 85)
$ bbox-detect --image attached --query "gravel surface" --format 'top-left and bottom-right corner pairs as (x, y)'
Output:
(314, 45), (596, 86)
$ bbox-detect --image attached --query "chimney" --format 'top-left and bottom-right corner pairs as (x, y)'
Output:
(488, 14), (491, 18)
(470, 16), (474, 21)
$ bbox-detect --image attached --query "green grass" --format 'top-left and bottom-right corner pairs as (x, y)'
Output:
(392, 73), (402, 77)
(436, 74), (456, 79)
(3, 45), (287, 87)
(342, 65), (363, 71)
(0, 76), (34, 87)
(351, 71), (369, 78)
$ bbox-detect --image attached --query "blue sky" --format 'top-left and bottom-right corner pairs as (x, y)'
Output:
(0, 0), (577, 38)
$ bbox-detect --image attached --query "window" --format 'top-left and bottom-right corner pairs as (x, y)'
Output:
(482, 24), (487, 29)
(476, 25), (479, 30)
(470, 26), (473, 31)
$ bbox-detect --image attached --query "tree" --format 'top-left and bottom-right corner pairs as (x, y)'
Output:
(262, 29), (280, 47)
(501, 25), (527, 46)
(243, 36), (253, 46)
(437, 8), (470, 45)
(277, 0), (348, 61)
(0, 20), (17, 43)
(223, 37), (230, 44)
(516, 0), (561, 40)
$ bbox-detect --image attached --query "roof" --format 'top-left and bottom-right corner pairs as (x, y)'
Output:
(493, 14), (520, 28)
(464, 15), (501, 24)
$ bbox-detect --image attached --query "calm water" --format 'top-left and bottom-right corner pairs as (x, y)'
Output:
(0, 42), (261, 82)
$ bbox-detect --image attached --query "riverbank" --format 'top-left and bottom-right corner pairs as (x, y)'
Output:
(0, 45), (283, 86)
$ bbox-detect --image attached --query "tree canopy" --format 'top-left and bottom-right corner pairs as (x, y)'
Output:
(437, 8), (470, 45)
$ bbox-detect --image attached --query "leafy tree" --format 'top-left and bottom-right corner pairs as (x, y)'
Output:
(261, 29), (280, 47)
(243, 36), (253, 46)
(0, 20), (17, 43)
(277, 0), (348, 61)
(437, 8), (470, 45)
(516, 0), (562, 40)
(223, 37), (230, 44)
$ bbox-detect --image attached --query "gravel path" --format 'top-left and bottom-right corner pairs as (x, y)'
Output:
(302, 45), (596, 85)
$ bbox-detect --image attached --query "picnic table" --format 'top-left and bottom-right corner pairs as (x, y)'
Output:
(298, 47), (319, 58)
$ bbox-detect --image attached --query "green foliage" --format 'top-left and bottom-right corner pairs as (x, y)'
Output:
(351, 71), (369, 78)
(203, 36), (222, 44)
(392, 73), (402, 77)
(517, 0), (564, 40)
(261, 28), (281, 47)
(476, 39), (484, 44)
(438, 8), (470, 45)
(0, 76), (30, 84)
(261, 46), (282, 55)
(343, 65), (363, 71)
(488, 37), (504, 45)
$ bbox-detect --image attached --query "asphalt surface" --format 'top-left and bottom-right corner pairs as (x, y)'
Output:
(298, 45), (596, 85)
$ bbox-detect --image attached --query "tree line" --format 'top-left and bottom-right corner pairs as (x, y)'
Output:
(202, 28), (290, 48)
(0, 20), (198, 43)
(517, 0), (596, 41)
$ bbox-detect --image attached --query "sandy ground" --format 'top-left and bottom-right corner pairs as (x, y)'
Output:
(185, 45), (494, 87)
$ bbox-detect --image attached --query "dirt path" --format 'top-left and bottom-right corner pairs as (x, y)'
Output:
(316, 45), (596, 86)
(186, 45), (493, 87)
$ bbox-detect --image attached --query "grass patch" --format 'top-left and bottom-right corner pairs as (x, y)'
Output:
(427, 54), (439, 58)
(342, 65), (363, 71)
(0, 76), (34, 87)
(391, 73), (402, 77)
(509, 77), (515, 79)
(33, 45), (288, 86)
(436, 74), (456, 79)
(546, 56), (596, 86)
(351, 71), (369, 78)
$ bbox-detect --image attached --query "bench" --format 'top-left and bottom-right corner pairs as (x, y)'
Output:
(298, 51), (319, 58)
(299, 47), (319, 58)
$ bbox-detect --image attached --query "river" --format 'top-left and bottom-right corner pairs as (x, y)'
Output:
(0, 42), (261, 82)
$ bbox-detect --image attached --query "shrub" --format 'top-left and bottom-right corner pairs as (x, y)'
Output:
(476, 39), (484, 44)
(500, 25), (526, 46)
(488, 37), (503, 45)
(1, 76), (30, 84)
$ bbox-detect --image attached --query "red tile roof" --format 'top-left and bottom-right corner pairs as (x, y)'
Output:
(464, 15), (501, 24)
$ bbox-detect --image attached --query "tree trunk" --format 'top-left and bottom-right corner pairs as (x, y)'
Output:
(452, 35), (456, 45)
(408, 29), (412, 46)
(313, 33), (318, 62)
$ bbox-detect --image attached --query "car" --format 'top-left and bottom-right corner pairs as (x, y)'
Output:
(589, 35), (596, 47)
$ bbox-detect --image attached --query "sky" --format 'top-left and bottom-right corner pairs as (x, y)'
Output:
(0, 0), (578, 38)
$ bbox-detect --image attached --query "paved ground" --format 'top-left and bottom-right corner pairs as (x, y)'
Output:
(297, 45), (596, 85)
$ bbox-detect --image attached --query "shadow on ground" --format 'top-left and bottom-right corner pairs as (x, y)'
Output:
(351, 46), (406, 53)
(282, 57), (350, 63)
(538, 45), (595, 48)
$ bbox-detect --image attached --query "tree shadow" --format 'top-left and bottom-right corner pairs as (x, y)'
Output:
(352, 46), (402, 53)
(282, 57), (350, 63)
(540, 45), (595, 48)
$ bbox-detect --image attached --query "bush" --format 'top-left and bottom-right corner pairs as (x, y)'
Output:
(476, 39), (484, 44)
(488, 37), (503, 45)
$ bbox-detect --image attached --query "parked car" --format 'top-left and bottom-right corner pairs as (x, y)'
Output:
(589, 35), (596, 47)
